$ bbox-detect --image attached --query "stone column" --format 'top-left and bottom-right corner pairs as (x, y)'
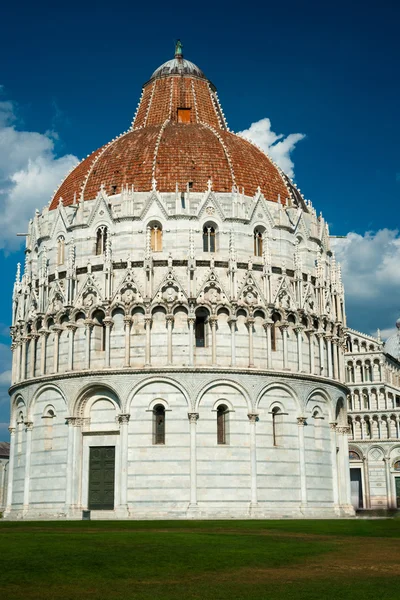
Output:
(248, 413), (258, 507)
(144, 315), (152, 366)
(188, 316), (195, 366)
(317, 332), (325, 376)
(295, 326), (303, 372)
(10, 343), (16, 385)
(104, 318), (113, 368)
(329, 422), (339, 510)
(166, 314), (174, 365)
(247, 317), (255, 368)
(66, 324), (77, 371)
(297, 417), (307, 509)
(383, 456), (392, 509)
(23, 421), (33, 514)
(123, 317), (132, 367)
(118, 414), (130, 511)
(336, 426), (352, 510)
(332, 338), (338, 380)
(29, 334), (38, 378)
(188, 413), (199, 508)
(280, 323), (289, 370)
(210, 316), (217, 366)
(264, 320), (272, 369)
(65, 417), (76, 513)
(326, 335), (333, 378)
(16, 341), (22, 382)
(228, 316), (237, 367)
(40, 330), (49, 376)
(308, 331), (315, 375)
(52, 327), (62, 374)
(362, 456), (371, 509)
(21, 337), (28, 381)
(5, 427), (16, 513)
(84, 320), (93, 370)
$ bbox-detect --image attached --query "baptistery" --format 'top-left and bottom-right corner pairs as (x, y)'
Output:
(5, 44), (353, 519)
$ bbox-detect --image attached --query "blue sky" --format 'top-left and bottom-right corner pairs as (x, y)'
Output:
(0, 0), (399, 437)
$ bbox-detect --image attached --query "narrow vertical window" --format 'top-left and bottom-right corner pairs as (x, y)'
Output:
(217, 404), (228, 445)
(43, 408), (55, 451)
(272, 407), (282, 446)
(57, 236), (65, 265)
(254, 229), (263, 256)
(203, 226), (216, 252)
(153, 404), (165, 444)
(96, 227), (108, 255)
(195, 310), (208, 347)
(150, 224), (163, 252)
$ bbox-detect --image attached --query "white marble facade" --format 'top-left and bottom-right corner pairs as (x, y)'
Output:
(4, 49), (355, 519)
(4, 182), (354, 519)
(345, 327), (400, 511)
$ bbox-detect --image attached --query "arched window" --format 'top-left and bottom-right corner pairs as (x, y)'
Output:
(313, 409), (323, 449)
(349, 449), (361, 461)
(150, 223), (163, 252)
(393, 460), (400, 471)
(272, 406), (283, 446)
(96, 227), (108, 255)
(203, 225), (216, 252)
(195, 308), (208, 347)
(57, 236), (65, 266)
(271, 312), (281, 352)
(42, 407), (55, 450)
(217, 404), (228, 445)
(254, 229), (263, 256)
(153, 404), (165, 444)
(93, 310), (106, 352)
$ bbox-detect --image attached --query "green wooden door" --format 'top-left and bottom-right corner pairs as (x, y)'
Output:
(396, 477), (400, 509)
(88, 446), (115, 510)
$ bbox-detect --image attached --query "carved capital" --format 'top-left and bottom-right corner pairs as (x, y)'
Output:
(103, 318), (114, 328)
(294, 326), (304, 335)
(297, 416), (307, 426)
(8, 426), (16, 435)
(247, 413), (258, 423)
(336, 426), (351, 435)
(24, 421), (33, 431)
(123, 316), (132, 325)
(66, 323), (77, 332)
(188, 412), (199, 423)
(329, 422), (337, 430)
(118, 413), (130, 424)
(166, 313), (174, 323)
(65, 417), (77, 426)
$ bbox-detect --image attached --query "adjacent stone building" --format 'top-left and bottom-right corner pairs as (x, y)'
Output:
(345, 322), (400, 510)
(5, 45), (353, 519)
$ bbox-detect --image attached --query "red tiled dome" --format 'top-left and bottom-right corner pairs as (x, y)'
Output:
(50, 51), (293, 210)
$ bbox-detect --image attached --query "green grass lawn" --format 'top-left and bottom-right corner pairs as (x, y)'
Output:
(1, 519), (400, 600)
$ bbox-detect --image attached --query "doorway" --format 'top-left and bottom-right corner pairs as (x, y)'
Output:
(88, 446), (115, 510)
(395, 477), (400, 509)
(350, 467), (363, 509)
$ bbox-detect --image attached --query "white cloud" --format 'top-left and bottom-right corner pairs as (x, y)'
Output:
(0, 92), (79, 251)
(237, 117), (305, 178)
(331, 229), (400, 338)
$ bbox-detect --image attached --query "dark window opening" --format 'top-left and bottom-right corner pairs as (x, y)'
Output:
(217, 404), (228, 445)
(153, 404), (165, 445)
(254, 229), (263, 256)
(195, 316), (206, 347)
(96, 228), (108, 255)
(203, 226), (216, 252)
(181, 193), (185, 209)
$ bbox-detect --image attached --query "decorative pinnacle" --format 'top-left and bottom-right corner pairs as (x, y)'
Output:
(175, 39), (183, 59)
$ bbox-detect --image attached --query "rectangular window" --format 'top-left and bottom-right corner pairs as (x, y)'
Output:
(177, 108), (191, 123)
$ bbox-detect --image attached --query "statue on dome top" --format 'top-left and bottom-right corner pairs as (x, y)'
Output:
(175, 39), (183, 58)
